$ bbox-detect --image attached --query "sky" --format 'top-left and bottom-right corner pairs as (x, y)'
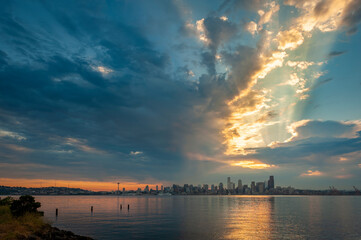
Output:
(0, 0), (361, 191)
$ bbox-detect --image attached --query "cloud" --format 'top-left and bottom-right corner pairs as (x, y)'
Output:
(0, 0), (239, 183)
(196, 16), (238, 51)
(0, 129), (26, 140)
(1, 0), (360, 188)
(340, 0), (361, 33)
(301, 170), (323, 176)
(328, 50), (347, 58)
(277, 29), (304, 50)
(285, 0), (361, 33)
(245, 21), (258, 35)
(249, 120), (361, 180)
(286, 120), (361, 142)
(130, 151), (143, 156)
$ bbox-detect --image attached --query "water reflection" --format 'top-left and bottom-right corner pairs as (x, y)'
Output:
(25, 195), (361, 240)
(224, 196), (274, 240)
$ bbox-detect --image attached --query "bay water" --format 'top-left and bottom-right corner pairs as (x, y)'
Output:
(29, 195), (361, 239)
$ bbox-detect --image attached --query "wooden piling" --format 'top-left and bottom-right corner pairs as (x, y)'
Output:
(120, 204), (122, 209)
(128, 204), (129, 210)
(56, 208), (58, 216)
(91, 206), (93, 212)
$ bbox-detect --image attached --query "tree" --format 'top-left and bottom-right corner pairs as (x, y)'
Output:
(0, 196), (14, 206)
(10, 195), (41, 217)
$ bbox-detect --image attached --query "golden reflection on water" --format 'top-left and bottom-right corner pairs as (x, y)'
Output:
(224, 196), (274, 240)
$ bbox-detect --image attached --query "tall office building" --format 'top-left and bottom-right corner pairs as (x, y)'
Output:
(227, 177), (231, 189)
(268, 176), (274, 189)
(156, 185), (159, 191)
(237, 179), (242, 190)
(211, 184), (215, 192)
(161, 185), (164, 191)
(256, 182), (265, 193)
(251, 181), (256, 193)
(219, 182), (224, 191)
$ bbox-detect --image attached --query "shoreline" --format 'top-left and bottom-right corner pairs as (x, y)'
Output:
(29, 224), (94, 240)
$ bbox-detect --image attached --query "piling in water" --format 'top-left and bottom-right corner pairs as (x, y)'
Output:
(120, 204), (122, 209)
(128, 204), (129, 210)
(56, 208), (58, 216)
(91, 206), (93, 212)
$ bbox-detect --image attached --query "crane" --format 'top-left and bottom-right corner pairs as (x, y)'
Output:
(353, 186), (360, 195)
(329, 186), (339, 195)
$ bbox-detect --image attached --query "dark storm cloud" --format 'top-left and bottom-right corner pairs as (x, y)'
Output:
(190, 16), (239, 76)
(202, 16), (238, 51)
(0, 0), (239, 182)
(221, 45), (260, 92)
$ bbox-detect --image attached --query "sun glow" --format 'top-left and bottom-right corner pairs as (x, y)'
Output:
(231, 160), (273, 169)
(0, 178), (162, 192)
(222, 0), (350, 156)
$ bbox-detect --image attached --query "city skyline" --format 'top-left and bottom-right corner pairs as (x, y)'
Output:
(1, 0), (361, 190)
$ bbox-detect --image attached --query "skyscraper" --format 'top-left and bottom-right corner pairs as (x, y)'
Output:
(237, 179), (242, 190)
(268, 176), (275, 189)
(227, 177), (231, 190)
(219, 182), (224, 191)
(256, 182), (265, 193)
(156, 185), (159, 191)
(251, 181), (256, 193)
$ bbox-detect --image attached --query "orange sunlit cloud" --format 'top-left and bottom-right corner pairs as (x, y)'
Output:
(230, 160), (274, 169)
(301, 170), (324, 176)
(0, 178), (163, 192)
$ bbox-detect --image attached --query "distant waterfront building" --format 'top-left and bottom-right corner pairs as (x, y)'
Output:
(227, 177), (231, 190)
(211, 184), (215, 193)
(161, 185), (164, 191)
(256, 182), (265, 193)
(203, 184), (209, 191)
(156, 185), (159, 191)
(268, 176), (274, 189)
(219, 182), (224, 191)
(237, 179), (242, 190)
(123, 188), (125, 193)
(251, 181), (256, 193)
(144, 185), (149, 193)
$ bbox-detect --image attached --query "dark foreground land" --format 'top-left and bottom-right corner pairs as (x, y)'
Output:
(0, 196), (93, 240)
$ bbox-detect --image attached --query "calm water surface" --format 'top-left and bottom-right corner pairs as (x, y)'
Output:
(27, 195), (361, 239)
